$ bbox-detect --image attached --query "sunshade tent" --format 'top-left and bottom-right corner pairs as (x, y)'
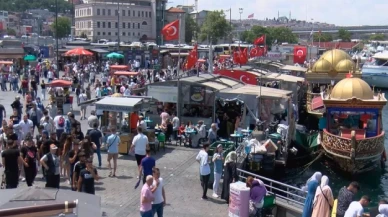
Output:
(114, 71), (140, 76)
(110, 65), (129, 70)
(106, 52), (124, 59)
(49, 79), (72, 87)
(0, 186), (101, 217)
(23, 55), (36, 61)
(95, 97), (145, 113)
(0, 61), (13, 65)
(64, 48), (93, 56)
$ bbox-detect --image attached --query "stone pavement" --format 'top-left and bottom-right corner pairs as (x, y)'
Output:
(0, 76), (229, 217)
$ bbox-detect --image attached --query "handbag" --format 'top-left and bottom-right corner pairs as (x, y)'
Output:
(319, 185), (333, 209)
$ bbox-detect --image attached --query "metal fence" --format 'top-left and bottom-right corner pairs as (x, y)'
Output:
(237, 168), (307, 206)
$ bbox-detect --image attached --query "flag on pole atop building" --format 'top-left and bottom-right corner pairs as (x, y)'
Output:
(248, 13), (254, 19)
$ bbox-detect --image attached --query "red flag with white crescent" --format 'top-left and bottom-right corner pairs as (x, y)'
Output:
(293, 46), (307, 64)
(161, 20), (180, 41)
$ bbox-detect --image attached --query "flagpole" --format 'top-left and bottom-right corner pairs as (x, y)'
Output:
(177, 15), (182, 77)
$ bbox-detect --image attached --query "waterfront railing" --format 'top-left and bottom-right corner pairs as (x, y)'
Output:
(237, 168), (307, 206)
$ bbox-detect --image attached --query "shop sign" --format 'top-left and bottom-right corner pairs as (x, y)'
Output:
(148, 85), (178, 103)
(190, 85), (205, 104)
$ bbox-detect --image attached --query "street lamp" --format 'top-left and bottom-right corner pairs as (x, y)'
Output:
(117, 0), (120, 50)
(239, 8), (243, 41)
(55, 0), (59, 68)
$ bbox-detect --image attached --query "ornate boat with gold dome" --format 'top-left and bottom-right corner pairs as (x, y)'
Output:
(321, 76), (387, 173)
(305, 49), (361, 117)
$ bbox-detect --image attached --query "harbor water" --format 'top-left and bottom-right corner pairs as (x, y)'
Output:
(281, 91), (388, 207)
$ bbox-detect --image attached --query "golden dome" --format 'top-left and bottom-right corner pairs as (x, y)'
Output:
(331, 77), (374, 100)
(334, 59), (356, 73)
(321, 49), (352, 68)
(312, 59), (332, 73)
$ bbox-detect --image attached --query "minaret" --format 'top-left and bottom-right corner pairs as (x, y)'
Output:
(278, 11), (279, 19)
(289, 11), (291, 20)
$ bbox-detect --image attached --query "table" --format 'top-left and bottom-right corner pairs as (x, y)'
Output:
(185, 130), (196, 147)
(230, 134), (244, 149)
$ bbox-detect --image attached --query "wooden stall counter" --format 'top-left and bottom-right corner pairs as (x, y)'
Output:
(119, 133), (134, 155)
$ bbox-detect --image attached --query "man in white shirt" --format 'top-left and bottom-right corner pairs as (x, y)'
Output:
(17, 114), (33, 140)
(344, 196), (371, 217)
(47, 70), (54, 82)
(53, 110), (66, 140)
(137, 116), (147, 132)
(131, 127), (149, 170)
(171, 112), (179, 139)
(79, 90), (88, 120)
(196, 143), (210, 200)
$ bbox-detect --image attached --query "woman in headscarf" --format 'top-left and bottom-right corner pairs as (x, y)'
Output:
(221, 151), (238, 204)
(302, 172), (322, 191)
(302, 172), (322, 217)
(312, 175), (334, 217)
(377, 204), (388, 217)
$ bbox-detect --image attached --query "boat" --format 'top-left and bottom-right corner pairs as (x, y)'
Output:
(320, 76), (387, 174)
(361, 51), (388, 88)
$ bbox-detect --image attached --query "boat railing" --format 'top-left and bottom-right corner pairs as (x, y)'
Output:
(237, 168), (306, 206)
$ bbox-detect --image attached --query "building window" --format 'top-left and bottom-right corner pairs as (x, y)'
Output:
(115, 10), (118, 16)
(142, 11), (144, 17)
(97, 32), (100, 35)
(108, 32), (111, 36)
(128, 23), (130, 28)
(145, 12), (148, 18)
(115, 32), (118, 36)
(133, 10), (135, 16)
(133, 32), (135, 36)
(115, 22), (118, 28)
(103, 32), (105, 35)
(149, 12), (151, 18)
(123, 32), (126, 36)
(138, 32), (140, 36)
(142, 21), (147, 25)
(102, 22), (105, 28)
(108, 22), (111, 28)
(137, 23), (140, 28)
(97, 9), (100, 15)
(138, 11), (140, 17)
(128, 10), (130, 16)
(88, 8), (91, 16)
(88, 21), (91, 28)
(122, 10), (125, 16)
(97, 22), (100, 28)
(108, 9), (111, 16)
(132, 23), (135, 28)
(122, 22), (125, 28)
(102, 9), (105, 15)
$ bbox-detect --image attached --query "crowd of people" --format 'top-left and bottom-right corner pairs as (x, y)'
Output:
(302, 172), (388, 217)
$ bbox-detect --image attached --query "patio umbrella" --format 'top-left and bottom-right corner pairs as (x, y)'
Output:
(107, 52), (124, 59)
(64, 48), (93, 56)
(23, 55), (36, 61)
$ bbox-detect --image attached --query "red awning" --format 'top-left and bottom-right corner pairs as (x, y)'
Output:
(311, 96), (324, 110)
(48, 79), (72, 87)
(114, 71), (139, 76)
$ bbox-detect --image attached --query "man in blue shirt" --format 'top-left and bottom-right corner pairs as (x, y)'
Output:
(88, 123), (103, 167)
(106, 127), (120, 177)
(138, 149), (155, 184)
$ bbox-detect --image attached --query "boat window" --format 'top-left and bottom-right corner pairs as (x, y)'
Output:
(374, 59), (388, 66)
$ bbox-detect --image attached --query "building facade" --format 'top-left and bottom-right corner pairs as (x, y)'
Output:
(75, 0), (154, 43)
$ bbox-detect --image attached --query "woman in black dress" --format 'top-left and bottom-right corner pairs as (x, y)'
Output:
(221, 151), (238, 204)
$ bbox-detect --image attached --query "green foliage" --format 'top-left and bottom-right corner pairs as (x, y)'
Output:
(369, 34), (385, 41)
(51, 17), (71, 39)
(241, 26), (298, 45)
(185, 15), (198, 44)
(337, 28), (352, 42)
(0, 0), (72, 13)
(199, 10), (231, 43)
(6, 28), (16, 36)
(313, 32), (333, 42)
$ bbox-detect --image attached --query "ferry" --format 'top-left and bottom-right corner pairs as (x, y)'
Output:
(362, 51), (388, 88)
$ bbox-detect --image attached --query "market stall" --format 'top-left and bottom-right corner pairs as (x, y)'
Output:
(109, 65), (129, 76)
(47, 79), (73, 117)
(95, 96), (157, 154)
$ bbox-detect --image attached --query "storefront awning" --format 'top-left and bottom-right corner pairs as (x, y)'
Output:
(221, 85), (292, 98)
(281, 65), (308, 72)
(95, 97), (143, 113)
(89, 48), (109, 53)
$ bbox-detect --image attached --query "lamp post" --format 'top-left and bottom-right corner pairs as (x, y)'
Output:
(239, 8), (243, 42)
(55, 0), (59, 68)
(117, 0), (120, 50)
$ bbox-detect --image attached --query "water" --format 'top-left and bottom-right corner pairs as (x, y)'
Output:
(282, 91), (388, 206)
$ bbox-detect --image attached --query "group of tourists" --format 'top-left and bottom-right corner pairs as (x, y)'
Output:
(302, 172), (388, 217)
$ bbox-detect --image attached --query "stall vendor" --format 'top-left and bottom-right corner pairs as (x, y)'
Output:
(130, 111), (139, 132)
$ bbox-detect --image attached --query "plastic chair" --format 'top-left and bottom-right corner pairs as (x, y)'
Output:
(157, 133), (166, 151)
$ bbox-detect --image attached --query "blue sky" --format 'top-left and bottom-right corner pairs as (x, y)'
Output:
(169, 0), (388, 26)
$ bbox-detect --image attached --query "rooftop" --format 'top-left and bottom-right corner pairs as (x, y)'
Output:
(167, 7), (185, 13)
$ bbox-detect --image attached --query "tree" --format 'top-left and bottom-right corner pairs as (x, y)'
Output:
(199, 10), (231, 43)
(337, 28), (352, 42)
(51, 17), (71, 39)
(241, 25), (297, 45)
(185, 15), (198, 44)
(313, 32), (333, 42)
(6, 28), (16, 36)
(369, 34), (385, 41)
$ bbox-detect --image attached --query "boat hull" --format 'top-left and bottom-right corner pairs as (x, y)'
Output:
(361, 65), (388, 88)
(321, 129), (385, 174)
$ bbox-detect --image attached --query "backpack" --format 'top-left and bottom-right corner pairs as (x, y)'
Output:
(65, 119), (71, 132)
(58, 116), (65, 127)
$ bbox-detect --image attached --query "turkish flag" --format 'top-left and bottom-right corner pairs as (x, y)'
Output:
(161, 20), (180, 41)
(263, 45), (268, 55)
(254, 35), (266, 45)
(186, 44), (198, 69)
(250, 46), (263, 57)
(293, 46), (307, 64)
(239, 48), (248, 64)
(233, 50), (241, 64)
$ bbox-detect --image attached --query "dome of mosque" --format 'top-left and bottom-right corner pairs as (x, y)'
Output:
(321, 49), (353, 68)
(330, 77), (374, 100)
(334, 59), (356, 73)
(312, 59), (332, 73)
